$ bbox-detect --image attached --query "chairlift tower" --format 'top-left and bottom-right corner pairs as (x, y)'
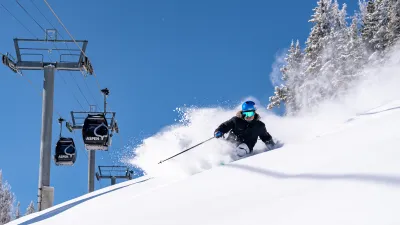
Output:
(1, 29), (94, 211)
(66, 88), (119, 193)
(96, 166), (133, 186)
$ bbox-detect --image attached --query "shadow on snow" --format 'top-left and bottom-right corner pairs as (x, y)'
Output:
(18, 178), (152, 225)
(225, 164), (400, 188)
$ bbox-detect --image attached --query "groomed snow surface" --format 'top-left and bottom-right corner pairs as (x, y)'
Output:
(9, 52), (400, 224)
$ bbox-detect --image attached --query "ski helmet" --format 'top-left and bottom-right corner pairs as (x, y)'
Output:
(242, 100), (256, 111)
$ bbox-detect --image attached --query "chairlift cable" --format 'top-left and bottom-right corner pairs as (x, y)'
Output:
(30, 0), (100, 108)
(26, 0), (94, 109)
(15, 0), (46, 33)
(72, 130), (88, 160)
(3, 1), (88, 113)
(46, 53), (86, 110)
(44, 0), (104, 94)
(30, 0), (57, 31)
(0, 3), (36, 38)
(17, 0), (97, 110)
(67, 71), (92, 106)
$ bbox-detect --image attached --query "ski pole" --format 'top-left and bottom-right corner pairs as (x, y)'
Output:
(158, 137), (215, 164)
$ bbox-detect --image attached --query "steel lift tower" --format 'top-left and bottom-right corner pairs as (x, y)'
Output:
(66, 88), (119, 193)
(2, 29), (94, 211)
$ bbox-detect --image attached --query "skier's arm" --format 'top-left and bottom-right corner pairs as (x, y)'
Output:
(215, 117), (235, 134)
(259, 125), (273, 143)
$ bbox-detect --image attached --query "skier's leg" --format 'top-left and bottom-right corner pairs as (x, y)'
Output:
(235, 143), (250, 157)
(225, 131), (239, 143)
(221, 132), (249, 157)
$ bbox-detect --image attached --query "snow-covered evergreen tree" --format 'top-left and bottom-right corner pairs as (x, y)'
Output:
(268, 41), (295, 112)
(304, 0), (332, 77)
(361, 0), (380, 52)
(386, 0), (400, 47)
(25, 201), (35, 216)
(268, 0), (400, 115)
(319, 0), (349, 98)
(14, 202), (20, 219)
(268, 85), (288, 110)
(361, 0), (391, 54)
(371, 0), (390, 52)
(342, 14), (367, 85)
(300, 0), (342, 110)
(268, 40), (304, 115)
(0, 170), (14, 225)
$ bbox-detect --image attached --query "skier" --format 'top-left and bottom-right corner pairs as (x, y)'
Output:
(214, 100), (275, 157)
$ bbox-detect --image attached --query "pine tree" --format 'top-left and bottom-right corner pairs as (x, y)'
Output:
(14, 202), (20, 219)
(361, 0), (380, 52)
(268, 0), (400, 115)
(341, 14), (367, 87)
(386, 0), (400, 47)
(319, 1), (349, 98)
(25, 201), (35, 216)
(0, 171), (14, 225)
(267, 85), (288, 110)
(287, 40), (304, 114)
(268, 40), (304, 115)
(268, 41), (295, 112)
(371, 0), (390, 52)
(301, 0), (335, 109)
(304, 0), (332, 76)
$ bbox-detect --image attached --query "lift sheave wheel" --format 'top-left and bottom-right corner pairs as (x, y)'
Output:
(82, 113), (110, 151)
(54, 137), (77, 166)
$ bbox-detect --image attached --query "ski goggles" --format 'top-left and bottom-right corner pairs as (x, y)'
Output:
(242, 110), (255, 118)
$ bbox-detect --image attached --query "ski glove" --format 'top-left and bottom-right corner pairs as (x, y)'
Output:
(265, 139), (275, 146)
(214, 131), (223, 138)
(264, 139), (275, 150)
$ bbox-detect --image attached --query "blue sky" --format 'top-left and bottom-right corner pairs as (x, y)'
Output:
(0, 0), (359, 212)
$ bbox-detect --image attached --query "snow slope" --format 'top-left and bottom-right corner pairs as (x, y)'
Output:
(8, 98), (400, 224)
(8, 48), (400, 225)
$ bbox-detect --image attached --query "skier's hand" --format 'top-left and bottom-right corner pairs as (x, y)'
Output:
(265, 139), (275, 146)
(264, 139), (275, 150)
(214, 131), (223, 138)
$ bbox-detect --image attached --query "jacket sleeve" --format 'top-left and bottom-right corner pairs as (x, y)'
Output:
(215, 117), (236, 134)
(259, 124), (273, 143)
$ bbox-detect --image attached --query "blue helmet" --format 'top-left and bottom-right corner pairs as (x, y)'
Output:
(242, 100), (256, 111)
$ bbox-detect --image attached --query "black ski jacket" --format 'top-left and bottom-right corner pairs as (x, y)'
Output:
(215, 111), (273, 151)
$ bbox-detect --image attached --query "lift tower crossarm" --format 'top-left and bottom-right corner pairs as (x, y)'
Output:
(96, 166), (133, 186)
(12, 37), (93, 74)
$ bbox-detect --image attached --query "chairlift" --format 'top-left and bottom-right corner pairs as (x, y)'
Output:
(82, 113), (110, 150)
(54, 118), (77, 166)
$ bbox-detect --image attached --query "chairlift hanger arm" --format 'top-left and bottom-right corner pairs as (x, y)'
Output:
(70, 111), (117, 114)
(58, 117), (65, 138)
(95, 175), (131, 179)
(68, 111), (117, 126)
(68, 125), (116, 130)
